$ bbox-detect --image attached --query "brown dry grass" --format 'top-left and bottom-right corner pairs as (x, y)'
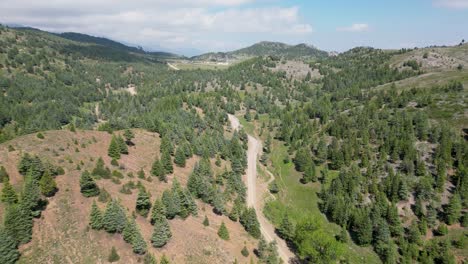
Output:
(0, 129), (258, 264)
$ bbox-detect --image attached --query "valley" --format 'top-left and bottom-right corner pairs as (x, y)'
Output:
(0, 24), (467, 264)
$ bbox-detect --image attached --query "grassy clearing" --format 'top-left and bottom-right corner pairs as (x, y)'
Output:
(263, 139), (381, 263)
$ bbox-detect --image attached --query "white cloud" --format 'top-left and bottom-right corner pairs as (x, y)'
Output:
(0, 0), (313, 54)
(433, 0), (468, 9)
(337, 23), (370, 32)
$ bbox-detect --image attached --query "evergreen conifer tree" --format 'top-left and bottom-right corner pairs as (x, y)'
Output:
(203, 215), (210, 226)
(162, 150), (173, 174)
(160, 254), (170, 264)
(151, 214), (171, 248)
(151, 158), (165, 181)
(151, 198), (167, 225)
(108, 136), (121, 159)
(136, 188), (152, 217)
(0, 228), (20, 264)
(446, 193), (462, 225)
(0, 165), (9, 183)
(79, 170), (100, 197)
(108, 246), (120, 262)
(278, 213), (294, 240)
(89, 200), (103, 230)
(174, 147), (186, 167)
(218, 221), (230, 240)
(102, 200), (127, 233)
(1, 179), (18, 204)
(39, 169), (57, 197)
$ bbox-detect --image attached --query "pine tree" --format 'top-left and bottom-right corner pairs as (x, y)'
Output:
(150, 198), (167, 225)
(0, 228), (20, 264)
(132, 228), (147, 255)
(79, 170), (100, 197)
(108, 136), (121, 159)
(1, 179), (18, 204)
(426, 202), (438, 228)
(136, 188), (152, 217)
(218, 221), (230, 240)
(0, 165), (9, 183)
(302, 163), (317, 183)
(3, 200), (33, 245)
(278, 213), (294, 240)
(162, 189), (179, 219)
(241, 245), (249, 257)
(108, 246), (120, 262)
(162, 150), (173, 174)
(160, 254), (170, 264)
(203, 215), (210, 226)
(123, 217), (136, 243)
(407, 220), (421, 244)
(92, 158), (111, 179)
(446, 193), (462, 225)
(151, 214), (171, 248)
(89, 200), (103, 230)
(174, 147), (186, 167)
(240, 208), (261, 239)
(39, 169), (57, 197)
(123, 129), (135, 145)
(160, 135), (174, 155)
(102, 200), (127, 233)
(151, 158), (166, 182)
(22, 170), (41, 216)
(123, 217), (147, 254)
(117, 136), (128, 154)
(144, 253), (157, 264)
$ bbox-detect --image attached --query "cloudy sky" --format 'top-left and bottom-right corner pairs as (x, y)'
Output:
(0, 0), (467, 55)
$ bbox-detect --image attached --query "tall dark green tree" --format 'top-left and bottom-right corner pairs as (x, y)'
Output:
(446, 193), (462, 225)
(150, 198), (167, 225)
(3, 200), (33, 245)
(174, 147), (186, 167)
(102, 200), (127, 233)
(136, 188), (152, 217)
(108, 136), (121, 159)
(39, 169), (57, 197)
(151, 214), (171, 248)
(79, 170), (100, 197)
(162, 150), (173, 174)
(1, 179), (18, 204)
(0, 228), (20, 264)
(0, 166), (9, 183)
(151, 158), (166, 182)
(89, 200), (103, 230)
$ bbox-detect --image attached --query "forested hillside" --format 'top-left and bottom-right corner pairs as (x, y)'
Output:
(0, 24), (467, 264)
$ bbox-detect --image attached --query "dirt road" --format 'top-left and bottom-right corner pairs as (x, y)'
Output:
(167, 63), (180, 70)
(228, 114), (294, 263)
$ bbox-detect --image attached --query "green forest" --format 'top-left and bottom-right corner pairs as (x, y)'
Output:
(0, 24), (467, 264)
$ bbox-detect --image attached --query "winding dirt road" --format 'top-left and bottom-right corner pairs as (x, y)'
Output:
(228, 114), (294, 263)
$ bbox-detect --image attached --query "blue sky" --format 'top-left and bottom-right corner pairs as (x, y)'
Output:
(0, 0), (467, 55)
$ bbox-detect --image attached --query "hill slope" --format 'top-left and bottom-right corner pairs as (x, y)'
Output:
(191, 41), (328, 61)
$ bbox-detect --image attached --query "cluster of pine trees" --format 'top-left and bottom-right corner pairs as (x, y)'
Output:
(0, 153), (61, 263)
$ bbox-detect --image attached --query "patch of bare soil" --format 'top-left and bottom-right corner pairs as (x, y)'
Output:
(0, 129), (258, 264)
(271, 60), (321, 80)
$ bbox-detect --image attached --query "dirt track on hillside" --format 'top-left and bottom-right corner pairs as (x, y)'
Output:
(228, 114), (294, 263)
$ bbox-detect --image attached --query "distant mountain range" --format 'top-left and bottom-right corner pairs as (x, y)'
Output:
(8, 25), (327, 61)
(191, 41), (329, 61)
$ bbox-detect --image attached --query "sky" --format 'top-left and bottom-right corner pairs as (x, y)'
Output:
(0, 0), (467, 56)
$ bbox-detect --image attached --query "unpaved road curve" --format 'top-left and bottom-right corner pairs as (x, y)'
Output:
(228, 114), (294, 263)
(167, 63), (180, 70)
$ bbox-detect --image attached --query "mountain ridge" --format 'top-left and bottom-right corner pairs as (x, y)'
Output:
(191, 41), (328, 61)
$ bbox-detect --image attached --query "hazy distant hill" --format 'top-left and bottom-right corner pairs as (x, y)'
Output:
(191, 41), (328, 61)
